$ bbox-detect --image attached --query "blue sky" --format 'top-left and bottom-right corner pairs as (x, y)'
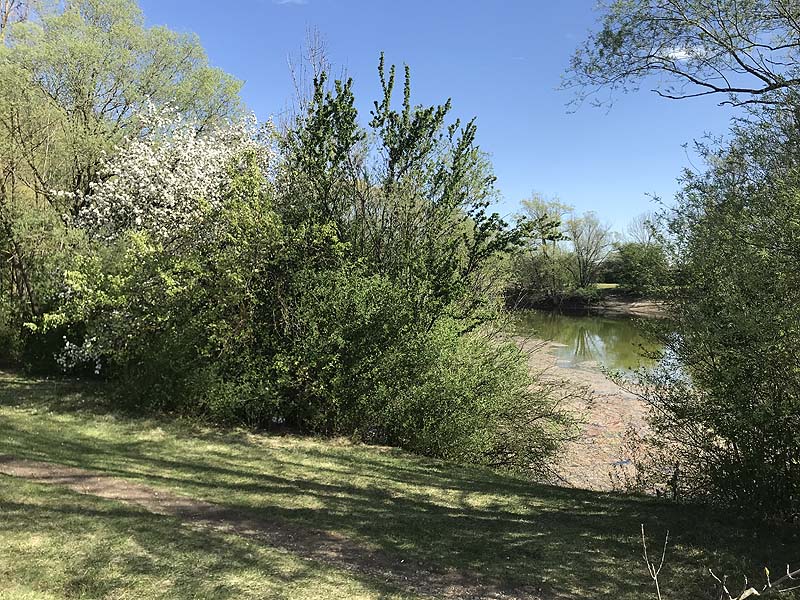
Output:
(139, 0), (736, 231)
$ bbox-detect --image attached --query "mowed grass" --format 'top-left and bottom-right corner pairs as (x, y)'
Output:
(0, 476), (413, 600)
(0, 371), (797, 599)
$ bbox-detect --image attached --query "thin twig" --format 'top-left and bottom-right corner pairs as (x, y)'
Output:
(642, 524), (669, 600)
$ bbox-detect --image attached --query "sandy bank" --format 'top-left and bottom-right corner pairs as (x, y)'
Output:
(519, 337), (650, 491)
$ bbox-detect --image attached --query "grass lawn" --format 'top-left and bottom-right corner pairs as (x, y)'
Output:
(0, 476), (412, 600)
(0, 370), (797, 599)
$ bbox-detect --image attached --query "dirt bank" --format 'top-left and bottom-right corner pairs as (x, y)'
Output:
(520, 338), (650, 491)
(593, 297), (664, 318)
(508, 289), (666, 319)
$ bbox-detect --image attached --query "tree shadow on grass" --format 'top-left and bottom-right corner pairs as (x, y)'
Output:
(0, 477), (411, 600)
(0, 372), (798, 599)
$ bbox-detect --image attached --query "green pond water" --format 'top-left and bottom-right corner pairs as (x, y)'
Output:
(514, 310), (662, 371)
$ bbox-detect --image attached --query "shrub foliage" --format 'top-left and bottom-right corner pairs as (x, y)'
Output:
(23, 49), (571, 475)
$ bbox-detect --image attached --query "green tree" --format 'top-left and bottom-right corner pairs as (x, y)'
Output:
(640, 114), (800, 515)
(2, 0), (242, 214)
(564, 211), (612, 288)
(0, 0), (28, 41)
(571, 0), (800, 515)
(607, 241), (668, 295)
(566, 0), (800, 107)
(54, 57), (571, 476)
(282, 55), (528, 331)
(0, 0), (242, 360)
(519, 194), (571, 252)
(511, 194), (573, 301)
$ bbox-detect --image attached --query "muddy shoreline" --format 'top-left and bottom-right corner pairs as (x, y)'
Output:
(519, 337), (650, 491)
(591, 297), (664, 318)
(509, 290), (665, 319)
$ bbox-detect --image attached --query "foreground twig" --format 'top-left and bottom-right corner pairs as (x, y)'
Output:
(641, 524), (669, 600)
(640, 524), (798, 599)
(710, 563), (800, 599)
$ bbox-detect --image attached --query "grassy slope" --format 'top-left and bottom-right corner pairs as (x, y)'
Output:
(0, 371), (797, 599)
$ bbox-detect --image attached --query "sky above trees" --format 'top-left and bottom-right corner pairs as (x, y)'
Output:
(138, 0), (736, 229)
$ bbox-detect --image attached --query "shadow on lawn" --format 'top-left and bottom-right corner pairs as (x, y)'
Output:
(0, 481), (408, 600)
(0, 372), (797, 599)
(0, 370), (113, 412)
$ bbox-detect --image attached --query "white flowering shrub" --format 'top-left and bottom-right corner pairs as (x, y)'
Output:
(55, 335), (102, 375)
(42, 105), (277, 378)
(78, 106), (273, 243)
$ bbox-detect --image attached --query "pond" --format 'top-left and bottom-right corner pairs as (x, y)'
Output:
(513, 310), (662, 371)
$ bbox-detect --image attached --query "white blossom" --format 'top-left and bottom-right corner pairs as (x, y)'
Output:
(56, 336), (102, 375)
(77, 105), (274, 243)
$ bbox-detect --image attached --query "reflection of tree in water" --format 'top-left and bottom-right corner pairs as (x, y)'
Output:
(517, 311), (660, 370)
(570, 325), (603, 361)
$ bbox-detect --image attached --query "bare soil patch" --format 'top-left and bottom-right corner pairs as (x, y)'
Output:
(593, 298), (664, 318)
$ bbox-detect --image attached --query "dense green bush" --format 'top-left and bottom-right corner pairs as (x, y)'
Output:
(0, 0), (240, 368)
(42, 60), (571, 476)
(604, 242), (669, 296)
(634, 111), (800, 517)
(0, 200), (86, 370)
(509, 250), (574, 304)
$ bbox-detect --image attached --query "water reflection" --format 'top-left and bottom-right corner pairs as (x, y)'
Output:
(514, 310), (662, 371)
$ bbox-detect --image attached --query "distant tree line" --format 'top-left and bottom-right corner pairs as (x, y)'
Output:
(508, 196), (669, 306)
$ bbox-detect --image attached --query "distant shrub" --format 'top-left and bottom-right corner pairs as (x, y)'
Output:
(605, 242), (668, 296)
(568, 286), (601, 304)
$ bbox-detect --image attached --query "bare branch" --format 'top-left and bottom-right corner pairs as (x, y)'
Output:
(642, 524), (669, 600)
(566, 0), (800, 107)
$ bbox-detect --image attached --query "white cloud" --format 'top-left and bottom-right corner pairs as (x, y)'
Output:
(660, 46), (708, 61)
(273, 0), (308, 5)
(664, 48), (692, 60)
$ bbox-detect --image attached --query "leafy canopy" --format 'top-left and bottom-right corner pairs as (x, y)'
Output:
(566, 0), (800, 107)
